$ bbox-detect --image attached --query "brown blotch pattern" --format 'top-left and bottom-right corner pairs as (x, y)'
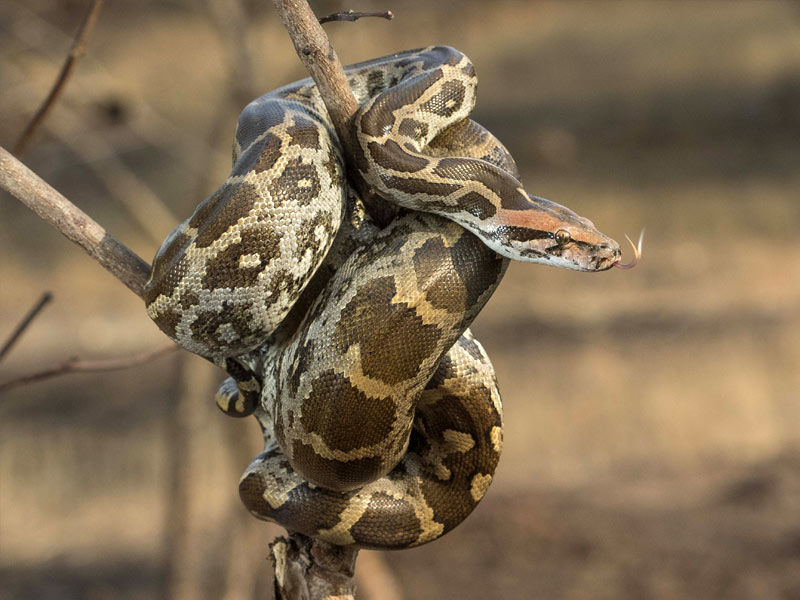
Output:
(201, 226), (281, 290)
(381, 176), (461, 198)
(273, 158), (321, 206)
(412, 237), (467, 314)
(153, 308), (181, 340)
(334, 276), (442, 385)
(359, 70), (443, 137)
(286, 116), (321, 150)
(432, 157), (521, 206)
(367, 69), (386, 97)
(145, 228), (192, 302)
(231, 131), (283, 178)
(190, 306), (255, 351)
(277, 482), (354, 532)
(368, 139), (429, 173)
(415, 385), (501, 532)
(350, 492), (423, 548)
(291, 441), (385, 491)
(148, 46), (511, 549)
(398, 118), (429, 142)
(300, 370), (395, 452)
(193, 182), (262, 248)
(238, 461), (277, 516)
(449, 231), (506, 311)
(420, 80), (466, 118)
(295, 211), (335, 260)
(457, 191), (497, 220)
(179, 291), (199, 310)
(323, 147), (342, 188)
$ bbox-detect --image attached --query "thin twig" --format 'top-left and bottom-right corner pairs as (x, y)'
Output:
(0, 146), (152, 298)
(0, 343), (179, 395)
(13, 0), (106, 156)
(318, 9), (393, 24)
(0, 292), (53, 362)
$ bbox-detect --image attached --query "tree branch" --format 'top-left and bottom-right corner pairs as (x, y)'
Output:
(318, 9), (393, 24)
(0, 146), (152, 298)
(271, 0), (390, 226)
(271, 534), (359, 600)
(0, 292), (53, 362)
(271, 0), (360, 154)
(0, 343), (179, 395)
(13, 0), (106, 156)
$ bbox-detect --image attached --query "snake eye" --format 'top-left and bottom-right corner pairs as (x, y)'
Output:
(554, 229), (571, 245)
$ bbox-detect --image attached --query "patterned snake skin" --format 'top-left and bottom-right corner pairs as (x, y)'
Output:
(144, 47), (621, 549)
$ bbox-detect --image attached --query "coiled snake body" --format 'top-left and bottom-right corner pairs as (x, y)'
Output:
(145, 47), (621, 549)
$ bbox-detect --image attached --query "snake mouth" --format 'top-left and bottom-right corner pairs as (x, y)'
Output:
(614, 230), (644, 270)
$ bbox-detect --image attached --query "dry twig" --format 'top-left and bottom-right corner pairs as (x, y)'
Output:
(13, 0), (106, 156)
(0, 292), (53, 362)
(0, 146), (152, 298)
(318, 9), (393, 24)
(0, 343), (179, 395)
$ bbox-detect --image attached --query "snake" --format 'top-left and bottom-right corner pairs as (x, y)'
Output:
(144, 46), (623, 549)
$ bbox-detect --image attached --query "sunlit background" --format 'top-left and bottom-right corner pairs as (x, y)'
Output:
(2, 1), (800, 598)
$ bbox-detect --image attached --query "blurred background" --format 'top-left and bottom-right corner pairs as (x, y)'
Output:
(2, 1), (800, 598)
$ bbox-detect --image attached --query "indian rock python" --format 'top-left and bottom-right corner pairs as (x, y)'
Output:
(144, 46), (622, 549)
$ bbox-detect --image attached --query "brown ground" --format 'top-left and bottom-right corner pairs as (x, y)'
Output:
(1, 1), (799, 598)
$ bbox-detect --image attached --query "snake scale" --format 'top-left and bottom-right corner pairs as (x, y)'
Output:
(144, 46), (622, 549)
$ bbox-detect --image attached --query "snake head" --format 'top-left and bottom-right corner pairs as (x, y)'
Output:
(490, 194), (621, 271)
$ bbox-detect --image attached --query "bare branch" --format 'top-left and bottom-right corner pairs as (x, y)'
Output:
(270, 0), (360, 156)
(318, 9), (393, 24)
(0, 343), (179, 395)
(0, 146), (152, 298)
(13, 0), (106, 156)
(271, 0), (390, 223)
(0, 292), (53, 363)
(271, 534), (359, 600)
